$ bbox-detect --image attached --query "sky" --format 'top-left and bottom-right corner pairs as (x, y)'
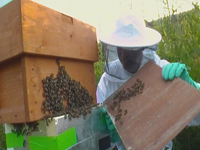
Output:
(1, 0), (200, 39)
(30, 0), (200, 39)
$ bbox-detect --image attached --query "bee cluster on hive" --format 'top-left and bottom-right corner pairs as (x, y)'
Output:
(10, 122), (39, 147)
(110, 79), (145, 124)
(11, 122), (39, 137)
(10, 59), (94, 136)
(41, 59), (94, 122)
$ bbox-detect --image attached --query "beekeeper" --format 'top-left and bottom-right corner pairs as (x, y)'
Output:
(96, 14), (200, 150)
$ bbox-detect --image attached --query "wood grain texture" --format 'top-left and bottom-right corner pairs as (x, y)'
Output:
(0, 58), (25, 123)
(24, 55), (96, 122)
(103, 61), (200, 150)
(0, 55), (96, 123)
(0, 0), (98, 63)
(21, 0), (98, 62)
(0, 0), (23, 63)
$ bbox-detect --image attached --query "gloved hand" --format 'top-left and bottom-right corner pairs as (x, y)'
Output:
(101, 107), (120, 143)
(162, 62), (200, 90)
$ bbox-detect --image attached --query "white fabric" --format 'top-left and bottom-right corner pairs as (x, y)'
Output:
(96, 49), (168, 103)
(188, 113), (200, 126)
(99, 14), (162, 48)
(161, 141), (173, 150)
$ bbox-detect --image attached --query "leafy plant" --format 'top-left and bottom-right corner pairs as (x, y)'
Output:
(153, 3), (200, 82)
(94, 43), (105, 85)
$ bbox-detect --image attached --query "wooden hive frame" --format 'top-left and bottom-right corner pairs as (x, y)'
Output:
(104, 61), (200, 150)
(0, 0), (99, 123)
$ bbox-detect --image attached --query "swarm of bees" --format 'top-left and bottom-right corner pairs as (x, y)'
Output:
(11, 121), (39, 136)
(41, 59), (94, 122)
(11, 121), (39, 147)
(110, 79), (145, 124)
(11, 59), (94, 136)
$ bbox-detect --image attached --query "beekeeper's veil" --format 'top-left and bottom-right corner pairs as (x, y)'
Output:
(99, 14), (162, 79)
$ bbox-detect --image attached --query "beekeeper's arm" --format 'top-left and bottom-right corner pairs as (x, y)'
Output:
(162, 62), (200, 126)
(162, 62), (200, 90)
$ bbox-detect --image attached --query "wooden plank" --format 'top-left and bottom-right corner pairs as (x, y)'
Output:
(24, 55), (97, 122)
(0, 0), (23, 63)
(0, 58), (25, 123)
(21, 0), (98, 62)
(103, 61), (200, 150)
(0, 0), (98, 63)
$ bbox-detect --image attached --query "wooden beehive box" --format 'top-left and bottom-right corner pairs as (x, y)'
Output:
(0, 0), (98, 124)
(103, 61), (200, 150)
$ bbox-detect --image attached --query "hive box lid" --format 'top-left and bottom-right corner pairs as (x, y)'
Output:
(103, 61), (200, 150)
(0, 0), (98, 63)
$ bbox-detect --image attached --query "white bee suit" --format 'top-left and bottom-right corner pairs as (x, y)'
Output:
(96, 48), (169, 103)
